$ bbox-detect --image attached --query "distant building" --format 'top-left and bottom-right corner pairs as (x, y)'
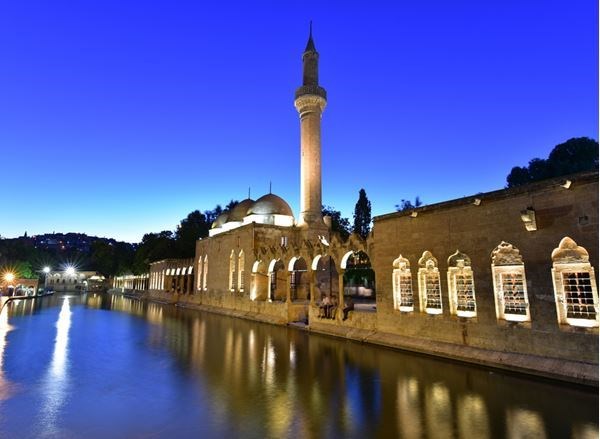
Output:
(46, 270), (103, 293)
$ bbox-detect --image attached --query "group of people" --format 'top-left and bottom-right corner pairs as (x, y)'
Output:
(318, 294), (355, 320)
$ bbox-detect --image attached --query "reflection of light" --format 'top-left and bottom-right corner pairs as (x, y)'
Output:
(397, 377), (422, 438)
(571, 423), (599, 439)
(506, 407), (547, 439)
(425, 383), (452, 439)
(38, 297), (72, 435)
(0, 305), (14, 400)
(458, 394), (490, 439)
(51, 298), (72, 375)
(289, 342), (296, 367)
(262, 337), (276, 387)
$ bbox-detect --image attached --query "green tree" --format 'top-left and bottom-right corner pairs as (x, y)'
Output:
(352, 189), (372, 239)
(322, 206), (351, 240)
(507, 137), (599, 187)
(132, 231), (175, 274)
(395, 196), (423, 212)
(174, 210), (211, 257)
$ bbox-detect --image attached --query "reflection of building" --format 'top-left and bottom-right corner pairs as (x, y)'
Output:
(113, 30), (598, 384)
(46, 271), (101, 293)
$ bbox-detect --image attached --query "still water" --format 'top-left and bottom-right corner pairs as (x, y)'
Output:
(0, 293), (596, 438)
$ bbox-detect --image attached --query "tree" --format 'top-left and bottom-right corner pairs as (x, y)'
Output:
(322, 206), (351, 240)
(395, 196), (423, 212)
(506, 137), (599, 187)
(352, 189), (372, 239)
(132, 231), (175, 274)
(174, 210), (211, 257)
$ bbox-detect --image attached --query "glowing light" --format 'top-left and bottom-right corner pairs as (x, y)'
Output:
(43, 266), (51, 274)
(3, 273), (15, 283)
(65, 266), (75, 276)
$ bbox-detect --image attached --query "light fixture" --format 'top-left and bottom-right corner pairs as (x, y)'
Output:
(410, 211), (418, 218)
(43, 266), (51, 274)
(472, 198), (481, 206)
(561, 179), (572, 189)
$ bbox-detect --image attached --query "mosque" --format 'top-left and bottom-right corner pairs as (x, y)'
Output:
(113, 30), (599, 385)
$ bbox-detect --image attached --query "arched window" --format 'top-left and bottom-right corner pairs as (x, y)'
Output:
(229, 250), (236, 291)
(197, 258), (203, 291)
(447, 250), (476, 318)
(551, 237), (598, 328)
(202, 256), (208, 291)
(418, 251), (442, 314)
(491, 241), (530, 322)
(238, 250), (245, 292)
(392, 255), (413, 312)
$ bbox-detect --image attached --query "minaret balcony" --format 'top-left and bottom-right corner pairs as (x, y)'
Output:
(295, 85), (327, 100)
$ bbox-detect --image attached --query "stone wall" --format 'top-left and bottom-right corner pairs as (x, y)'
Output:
(370, 172), (598, 364)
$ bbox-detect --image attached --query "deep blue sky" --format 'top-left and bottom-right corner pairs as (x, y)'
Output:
(1, 1), (597, 243)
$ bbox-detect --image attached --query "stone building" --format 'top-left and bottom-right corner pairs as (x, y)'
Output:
(137, 30), (598, 384)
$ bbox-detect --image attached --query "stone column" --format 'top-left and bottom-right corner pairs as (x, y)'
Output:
(337, 270), (345, 322)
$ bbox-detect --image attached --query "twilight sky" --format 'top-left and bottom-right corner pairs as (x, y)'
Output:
(1, 1), (597, 243)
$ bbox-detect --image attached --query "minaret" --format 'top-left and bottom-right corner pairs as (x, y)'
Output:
(294, 23), (327, 228)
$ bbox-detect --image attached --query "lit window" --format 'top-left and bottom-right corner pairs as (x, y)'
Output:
(238, 250), (245, 292)
(392, 255), (413, 312)
(491, 241), (530, 322)
(229, 250), (236, 291)
(418, 251), (442, 314)
(551, 237), (598, 328)
(447, 250), (476, 318)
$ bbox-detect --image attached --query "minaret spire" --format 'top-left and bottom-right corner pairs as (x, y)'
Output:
(295, 24), (327, 229)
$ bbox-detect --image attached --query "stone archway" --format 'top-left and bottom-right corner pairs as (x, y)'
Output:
(341, 250), (376, 306)
(268, 259), (286, 302)
(251, 260), (269, 301)
(313, 255), (340, 302)
(288, 257), (309, 301)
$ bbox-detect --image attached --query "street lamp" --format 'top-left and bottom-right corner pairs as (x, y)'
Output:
(42, 266), (51, 293)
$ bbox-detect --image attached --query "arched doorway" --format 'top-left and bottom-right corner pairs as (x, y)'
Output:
(313, 255), (339, 302)
(268, 259), (286, 302)
(288, 257), (309, 301)
(251, 260), (269, 301)
(341, 251), (376, 307)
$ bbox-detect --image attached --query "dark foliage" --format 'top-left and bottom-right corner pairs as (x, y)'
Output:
(352, 189), (372, 239)
(322, 206), (351, 240)
(507, 137), (599, 187)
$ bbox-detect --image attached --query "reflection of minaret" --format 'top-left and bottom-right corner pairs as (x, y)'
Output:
(295, 23), (327, 228)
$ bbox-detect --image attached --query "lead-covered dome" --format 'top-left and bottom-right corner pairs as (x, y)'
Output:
(227, 199), (255, 222)
(247, 194), (294, 217)
(211, 212), (229, 229)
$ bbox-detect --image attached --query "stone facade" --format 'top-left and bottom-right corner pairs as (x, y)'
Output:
(128, 31), (599, 385)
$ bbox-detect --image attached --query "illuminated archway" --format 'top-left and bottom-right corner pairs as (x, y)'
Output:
(313, 255), (339, 302)
(268, 259), (286, 301)
(289, 257), (309, 301)
(342, 251), (376, 304)
(251, 260), (269, 301)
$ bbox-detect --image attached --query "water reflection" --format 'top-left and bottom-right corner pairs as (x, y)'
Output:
(0, 304), (14, 401)
(0, 293), (595, 438)
(38, 297), (72, 436)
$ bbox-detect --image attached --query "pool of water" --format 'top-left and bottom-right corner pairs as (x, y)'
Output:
(0, 293), (596, 438)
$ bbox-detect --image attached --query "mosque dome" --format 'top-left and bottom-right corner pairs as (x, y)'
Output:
(211, 212), (229, 229)
(226, 199), (255, 222)
(247, 194), (294, 218)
